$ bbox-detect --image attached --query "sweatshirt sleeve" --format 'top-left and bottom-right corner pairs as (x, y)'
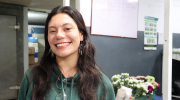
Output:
(97, 72), (116, 100)
(18, 70), (31, 100)
(103, 75), (116, 100)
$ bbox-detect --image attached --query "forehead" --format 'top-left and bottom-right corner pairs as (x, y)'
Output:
(48, 13), (76, 27)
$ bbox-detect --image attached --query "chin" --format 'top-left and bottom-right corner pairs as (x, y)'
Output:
(56, 54), (68, 58)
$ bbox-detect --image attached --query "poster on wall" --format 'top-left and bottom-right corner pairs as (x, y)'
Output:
(144, 16), (158, 50)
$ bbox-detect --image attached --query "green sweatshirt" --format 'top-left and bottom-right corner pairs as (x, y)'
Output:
(18, 65), (116, 100)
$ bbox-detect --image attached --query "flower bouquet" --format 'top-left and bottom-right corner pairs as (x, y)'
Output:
(112, 73), (160, 100)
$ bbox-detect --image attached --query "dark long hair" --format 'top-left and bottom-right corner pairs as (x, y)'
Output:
(30, 6), (105, 100)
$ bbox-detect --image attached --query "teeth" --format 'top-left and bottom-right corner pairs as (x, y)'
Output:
(57, 43), (70, 47)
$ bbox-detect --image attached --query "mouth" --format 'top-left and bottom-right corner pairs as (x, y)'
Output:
(55, 42), (71, 47)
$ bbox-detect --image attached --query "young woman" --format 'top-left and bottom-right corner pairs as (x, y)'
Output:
(18, 6), (115, 100)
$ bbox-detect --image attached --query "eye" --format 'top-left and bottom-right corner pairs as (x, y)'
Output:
(49, 30), (56, 33)
(65, 28), (71, 31)
(51, 31), (56, 32)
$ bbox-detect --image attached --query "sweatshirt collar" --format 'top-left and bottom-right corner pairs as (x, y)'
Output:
(51, 63), (79, 85)
(51, 64), (77, 100)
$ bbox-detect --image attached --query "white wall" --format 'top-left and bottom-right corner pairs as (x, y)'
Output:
(70, 0), (76, 8)
(76, 0), (91, 27)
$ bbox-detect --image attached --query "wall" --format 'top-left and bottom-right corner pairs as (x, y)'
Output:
(173, 33), (180, 48)
(76, 0), (91, 27)
(0, 2), (24, 84)
(77, 0), (163, 95)
(89, 29), (163, 95)
(70, 0), (76, 8)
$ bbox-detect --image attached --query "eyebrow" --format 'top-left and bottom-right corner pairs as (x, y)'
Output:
(48, 23), (73, 29)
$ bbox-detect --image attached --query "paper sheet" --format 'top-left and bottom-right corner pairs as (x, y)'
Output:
(144, 16), (158, 50)
(158, 32), (164, 44)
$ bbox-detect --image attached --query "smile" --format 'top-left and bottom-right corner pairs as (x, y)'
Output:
(55, 42), (71, 49)
(56, 43), (71, 47)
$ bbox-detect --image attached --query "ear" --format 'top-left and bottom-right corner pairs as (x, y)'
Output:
(80, 32), (84, 41)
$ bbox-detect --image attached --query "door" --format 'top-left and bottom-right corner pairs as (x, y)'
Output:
(0, 15), (18, 99)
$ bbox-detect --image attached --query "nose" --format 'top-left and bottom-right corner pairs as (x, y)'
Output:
(56, 30), (65, 39)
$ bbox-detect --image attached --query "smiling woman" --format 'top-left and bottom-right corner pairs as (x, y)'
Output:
(18, 5), (115, 100)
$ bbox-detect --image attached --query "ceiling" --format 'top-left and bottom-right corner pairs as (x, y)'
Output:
(0, 0), (63, 11)
(0, 0), (75, 25)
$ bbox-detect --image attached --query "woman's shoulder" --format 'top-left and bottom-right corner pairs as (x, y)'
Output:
(24, 68), (32, 79)
(25, 65), (44, 75)
(96, 66), (112, 85)
(97, 72), (116, 100)
(100, 72), (112, 86)
(24, 66), (40, 80)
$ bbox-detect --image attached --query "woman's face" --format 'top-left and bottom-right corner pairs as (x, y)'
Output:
(48, 13), (83, 58)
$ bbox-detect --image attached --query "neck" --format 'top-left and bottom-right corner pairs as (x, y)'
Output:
(56, 52), (79, 78)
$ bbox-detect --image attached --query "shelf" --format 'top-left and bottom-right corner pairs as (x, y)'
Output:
(172, 95), (180, 98)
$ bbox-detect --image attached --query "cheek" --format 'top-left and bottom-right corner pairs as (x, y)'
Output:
(66, 32), (77, 41)
(66, 34), (80, 48)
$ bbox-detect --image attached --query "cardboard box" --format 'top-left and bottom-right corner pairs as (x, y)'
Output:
(29, 47), (35, 64)
(28, 47), (35, 54)
(29, 55), (35, 64)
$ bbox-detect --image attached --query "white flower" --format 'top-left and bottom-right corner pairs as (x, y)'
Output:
(121, 73), (129, 78)
(140, 84), (145, 88)
(141, 84), (146, 89)
(129, 79), (133, 83)
(125, 78), (129, 81)
(142, 92), (146, 96)
(137, 80), (144, 84)
(111, 74), (121, 82)
(133, 84), (137, 88)
(120, 82), (124, 86)
(137, 84), (141, 89)
(121, 73), (129, 75)
(113, 79), (121, 85)
(116, 74), (121, 78)
(144, 82), (152, 85)
(133, 79), (138, 84)
(131, 84), (133, 87)
(144, 88), (149, 93)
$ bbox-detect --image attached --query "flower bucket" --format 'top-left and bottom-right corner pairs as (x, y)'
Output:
(129, 91), (155, 100)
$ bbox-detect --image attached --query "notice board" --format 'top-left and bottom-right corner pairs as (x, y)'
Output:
(91, 0), (139, 38)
